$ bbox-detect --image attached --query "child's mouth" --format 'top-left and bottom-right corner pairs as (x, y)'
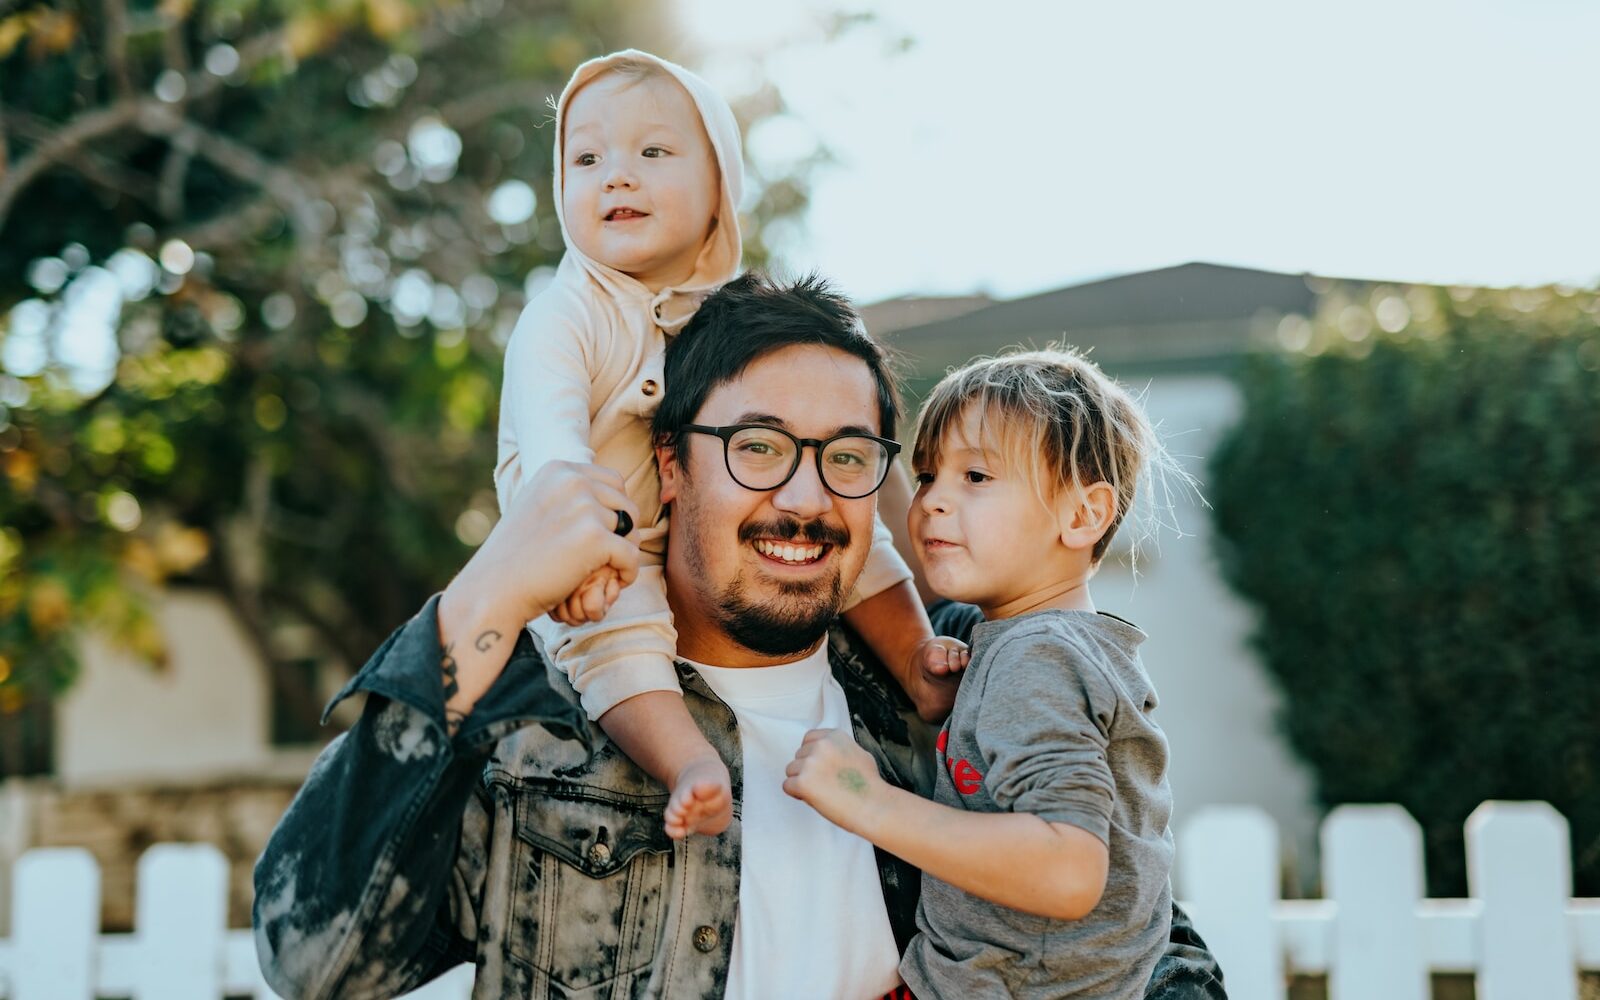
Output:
(604, 208), (648, 222)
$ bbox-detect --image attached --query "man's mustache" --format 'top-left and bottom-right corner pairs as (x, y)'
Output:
(738, 517), (850, 549)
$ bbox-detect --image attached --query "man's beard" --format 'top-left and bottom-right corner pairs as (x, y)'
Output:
(694, 514), (852, 658)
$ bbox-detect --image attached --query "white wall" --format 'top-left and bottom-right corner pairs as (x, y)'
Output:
(56, 589), (273, 787)
(1091, 373), (1320, 891)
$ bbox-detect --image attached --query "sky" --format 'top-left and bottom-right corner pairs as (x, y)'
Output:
(676, 0), (1600, 305)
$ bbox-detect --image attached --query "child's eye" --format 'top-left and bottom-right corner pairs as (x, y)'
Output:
(574, 152), (597, 167)
(964, 470), (991, 484)
(642, 146), (668, 157)
(913, 472), (935, 486)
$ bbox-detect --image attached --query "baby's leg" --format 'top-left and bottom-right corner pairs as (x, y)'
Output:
(601, 692), (732, 839)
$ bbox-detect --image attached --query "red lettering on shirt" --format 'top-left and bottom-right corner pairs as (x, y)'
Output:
(949, 759), (984, 795)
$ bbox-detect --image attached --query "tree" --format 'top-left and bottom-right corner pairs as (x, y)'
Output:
(0, 0), (821, 760)
(1209, 282), (1600, 895)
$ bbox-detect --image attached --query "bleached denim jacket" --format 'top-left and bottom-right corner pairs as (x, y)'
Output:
(253, 597), (1226, 999)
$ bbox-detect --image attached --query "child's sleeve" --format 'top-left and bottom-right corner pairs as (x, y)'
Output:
(530, 563), (680, 721)
(841, 511), (914, 611)
(494, 293), (600, 515)
(973, 631), (1118, 844)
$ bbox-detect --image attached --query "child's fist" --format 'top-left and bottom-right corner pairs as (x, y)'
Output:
(783, 728), (885, 835)
(550, 566), (622, 625)
(908, 635), (970, 721)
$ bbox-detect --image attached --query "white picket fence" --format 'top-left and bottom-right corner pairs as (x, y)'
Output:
(0, 801), (1594, 999)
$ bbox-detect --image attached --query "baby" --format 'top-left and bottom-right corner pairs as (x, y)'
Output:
(786, 348), (1184, 998)
(496, 50), (961, 838)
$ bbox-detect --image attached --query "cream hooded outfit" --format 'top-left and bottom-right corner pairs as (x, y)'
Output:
(495, 50), (911, 720)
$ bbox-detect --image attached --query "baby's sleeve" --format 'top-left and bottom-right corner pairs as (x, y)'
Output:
(530, 563), (680, 721)
(841, 511), (914, 611)
(494, 293), (599, 515)
(973, 630), (1119, 844)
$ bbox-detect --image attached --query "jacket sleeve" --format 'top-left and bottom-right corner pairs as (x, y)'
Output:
(252, 595), (588, 999)
(1146, 901), (1229, 998)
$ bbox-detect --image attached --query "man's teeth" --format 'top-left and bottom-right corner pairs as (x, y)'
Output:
(754, 540), (825, 563)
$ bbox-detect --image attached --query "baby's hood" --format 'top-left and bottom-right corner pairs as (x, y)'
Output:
(551, 49), (743, 332)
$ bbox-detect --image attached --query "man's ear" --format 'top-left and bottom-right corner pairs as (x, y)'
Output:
(656, 437), (681, 504)
(1057, 481), (1117, 551)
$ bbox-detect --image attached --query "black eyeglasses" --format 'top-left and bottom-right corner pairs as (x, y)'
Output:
(680, 423), (901, 499)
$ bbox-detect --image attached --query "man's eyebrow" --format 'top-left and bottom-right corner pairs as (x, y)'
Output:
(733, 412), (879, 437)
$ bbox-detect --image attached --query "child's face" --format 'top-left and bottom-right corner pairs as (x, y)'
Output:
(561, 73), (721, 291)
(908, 408), (1070, 617)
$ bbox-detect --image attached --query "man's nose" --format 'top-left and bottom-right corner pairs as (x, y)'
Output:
(771, 449), (834, 520)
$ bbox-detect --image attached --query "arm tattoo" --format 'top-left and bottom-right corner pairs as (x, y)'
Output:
(440, 642), (460, 702)
(441, 630), (503, 738)
(474, 629), (502, 652)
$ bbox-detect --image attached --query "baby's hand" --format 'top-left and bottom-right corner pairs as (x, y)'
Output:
(550, 567), (622, 626)
(909, 636), (970, 721)
(783, 728), (886, 836)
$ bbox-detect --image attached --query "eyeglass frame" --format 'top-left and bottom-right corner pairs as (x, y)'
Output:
(677, 423), (902, 499)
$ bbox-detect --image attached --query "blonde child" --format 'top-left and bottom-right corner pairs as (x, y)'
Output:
(496, 50), (960, 839)
(785, 348), (1184, 998)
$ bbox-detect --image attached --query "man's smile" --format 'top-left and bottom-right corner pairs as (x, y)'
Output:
(751, 538), (831, 566)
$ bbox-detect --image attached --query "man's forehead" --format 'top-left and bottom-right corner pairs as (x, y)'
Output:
(697, 344), (880, 434)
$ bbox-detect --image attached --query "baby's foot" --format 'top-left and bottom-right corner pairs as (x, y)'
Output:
(663, 754), (733, 840)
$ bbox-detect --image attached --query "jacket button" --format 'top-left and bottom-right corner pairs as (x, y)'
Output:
(586, 842), (611, 868)
(641, 379), (658, 397)
(693, 925), (718, 952)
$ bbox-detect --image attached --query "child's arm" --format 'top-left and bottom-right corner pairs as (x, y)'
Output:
(784, 729), (1109, 920)
(843, 581), (966, 722)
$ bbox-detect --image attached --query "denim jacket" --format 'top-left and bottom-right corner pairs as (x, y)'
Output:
(253, 596), (1226, 999)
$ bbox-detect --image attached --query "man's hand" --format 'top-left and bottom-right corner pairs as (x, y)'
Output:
(437, 462), (641, 733)
(907, 635), (970, 720)
(783, 728), (889, 837)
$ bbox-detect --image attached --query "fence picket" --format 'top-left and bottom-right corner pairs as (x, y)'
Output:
(1179, 805), (1281, 1000)
(1323, 805), (1427, 1000)
(134, 844), (229, 1000)
(12, 848), (98, 1000)
(1467, 801), (1578, 1000)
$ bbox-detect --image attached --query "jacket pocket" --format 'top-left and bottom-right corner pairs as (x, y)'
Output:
(507, 778), (672, 994)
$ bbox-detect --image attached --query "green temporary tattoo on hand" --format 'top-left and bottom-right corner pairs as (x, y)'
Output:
(839, 768), (869, 795)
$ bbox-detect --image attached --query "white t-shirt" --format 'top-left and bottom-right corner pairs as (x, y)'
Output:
(685, 644), (902, 1000)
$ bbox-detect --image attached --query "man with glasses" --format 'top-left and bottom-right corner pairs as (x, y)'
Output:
(254, 273), (1225, 998)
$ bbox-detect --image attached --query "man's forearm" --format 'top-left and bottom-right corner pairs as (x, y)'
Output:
(438, 563), (532, 735)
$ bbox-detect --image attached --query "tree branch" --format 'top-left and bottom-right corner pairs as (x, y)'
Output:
(103, 0), (135, 97)
(0, 99), (143, 230)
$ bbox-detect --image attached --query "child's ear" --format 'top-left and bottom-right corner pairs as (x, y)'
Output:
(1057, 482), (1117, 551)
(656, 438), (681, 503)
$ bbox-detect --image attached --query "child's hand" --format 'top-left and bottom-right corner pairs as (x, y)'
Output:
(908, 636), (970, 721)
(783, 728), (887, 836)
(549, 567), (623, 625)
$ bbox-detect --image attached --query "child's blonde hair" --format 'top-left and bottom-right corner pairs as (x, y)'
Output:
(910, 346), (1191, 566)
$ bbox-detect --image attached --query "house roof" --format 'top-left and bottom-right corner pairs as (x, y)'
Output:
(876, 261), (1356, 379)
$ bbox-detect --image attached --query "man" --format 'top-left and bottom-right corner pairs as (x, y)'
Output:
(253, 273), (1226, 998)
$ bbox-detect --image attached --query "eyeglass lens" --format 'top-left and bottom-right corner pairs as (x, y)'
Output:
(725, 426), (888, 497)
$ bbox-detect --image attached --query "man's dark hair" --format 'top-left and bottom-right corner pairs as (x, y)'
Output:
(652, 271), (900, 455)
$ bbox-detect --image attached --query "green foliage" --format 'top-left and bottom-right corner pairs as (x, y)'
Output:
(0, 0), (816, 739)
(1210, 284), (1600, 895)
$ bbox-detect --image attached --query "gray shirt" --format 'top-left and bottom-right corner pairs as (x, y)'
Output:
(900, 609), (1174, 1000)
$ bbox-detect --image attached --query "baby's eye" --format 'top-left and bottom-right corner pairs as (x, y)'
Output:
(574, 152), (597, 167)
(642, 146), (668, 158)
(964, 470), (991, 484)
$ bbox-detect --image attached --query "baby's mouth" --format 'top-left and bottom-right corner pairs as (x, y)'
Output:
(604, 208), (648, 221)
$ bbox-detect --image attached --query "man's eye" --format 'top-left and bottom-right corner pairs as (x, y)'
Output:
(829, 450), (867, 467)
(737, 441), (776, 455)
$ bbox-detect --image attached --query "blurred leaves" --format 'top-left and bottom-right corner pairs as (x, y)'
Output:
(1210, 283), (1600, 895)
(0, 0), (813, 732)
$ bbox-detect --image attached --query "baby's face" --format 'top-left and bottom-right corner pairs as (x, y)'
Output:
(561, 73), (721, 291)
